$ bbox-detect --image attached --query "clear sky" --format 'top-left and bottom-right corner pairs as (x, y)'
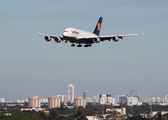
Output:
(1, 0), (168, 101)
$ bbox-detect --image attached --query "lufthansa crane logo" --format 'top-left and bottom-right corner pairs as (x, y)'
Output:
(97, 23), (101, 31)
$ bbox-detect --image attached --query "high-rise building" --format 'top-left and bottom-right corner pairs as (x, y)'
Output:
(74, 97), (86, 108)
(67, 84), (74, 103)
(56, 95), (68, 103)
(48, 96), (60, 109)
(98, 94), (115, 105)
(164, 95), (168, 103)
(144, 95), (168, 105)
(61, 95), (68, 103)
(28, 96), (41, 108)
(83, 90), (88, 99)
(127, 96), (139, 106)
(133, 95), (140, 102)
(115, 95), (127, 105)
(92, 96), (98, 103)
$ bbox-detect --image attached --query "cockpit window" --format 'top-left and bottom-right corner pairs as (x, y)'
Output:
(64, 31), (68, 32)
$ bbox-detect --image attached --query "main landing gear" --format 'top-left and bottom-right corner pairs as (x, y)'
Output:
(84, 44), (92, 47)
(77, 44), (82, 47)
(71, 44), (75, 47)
(71, 44), (82, 47)
(71, 44), (92, 47)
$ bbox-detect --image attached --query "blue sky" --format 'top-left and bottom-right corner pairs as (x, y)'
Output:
(1, 0), (168, 101)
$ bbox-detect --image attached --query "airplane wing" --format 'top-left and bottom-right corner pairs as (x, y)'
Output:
(100, 33), (144, 42)
(39, 32), (64, 43)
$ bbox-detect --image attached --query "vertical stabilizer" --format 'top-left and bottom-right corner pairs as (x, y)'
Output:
(93, 17), (103, 36)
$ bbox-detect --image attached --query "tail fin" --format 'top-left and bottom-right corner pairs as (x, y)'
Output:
(93, 17), (103, 36)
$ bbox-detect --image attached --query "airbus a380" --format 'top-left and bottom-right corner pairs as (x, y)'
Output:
(39, 17), (143, 47)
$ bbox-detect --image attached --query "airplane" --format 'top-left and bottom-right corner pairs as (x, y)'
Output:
(39, 17), (143, 47)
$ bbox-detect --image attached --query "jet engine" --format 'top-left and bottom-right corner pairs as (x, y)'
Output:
(93, 37), (100, 43)
(54, 36), (61, 43)
(112, 36), (119, 42)
(44, 36), (51, 42)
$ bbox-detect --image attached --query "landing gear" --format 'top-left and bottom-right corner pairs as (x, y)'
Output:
(71, 44), (75, 47)
(77, 44), (82, 47)
(84, 44), (92, 47)
(84, 45), (88, 47)
(88, 44), (92, 47)
(71, 43), (92, 47)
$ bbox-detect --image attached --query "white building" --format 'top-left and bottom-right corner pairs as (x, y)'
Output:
(106, 108), (126, 115)
(86, 116), (101, 120)
(164, 95), (168, 103)
(67, 84), (74, 103)
(98, 94), (106, 104)
(61, 95), (68, 103)
(127, 96), (139, 106)
(98, 94), (115, 105)
(0, 98), (5, 103)
(144, 95), (168, 105)
(151, 97), (156, 103)
(108, 97), (115, 105)
(16, 99), (26, 103)
(56, 95), (68, 103)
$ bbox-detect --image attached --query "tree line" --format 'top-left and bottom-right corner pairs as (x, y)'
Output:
(1, 102), (168, 120)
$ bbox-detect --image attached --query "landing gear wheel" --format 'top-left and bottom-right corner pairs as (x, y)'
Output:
(77, 44), (82, 47)
(71, 44), (75, 47)
(88, 44), (92, 47)
(84, 45), (89, 47)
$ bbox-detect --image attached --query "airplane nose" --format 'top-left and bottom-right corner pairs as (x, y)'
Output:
(62, 31), (66, 36)
(63, 28), (71, 37)
(63, 30), (69, 37)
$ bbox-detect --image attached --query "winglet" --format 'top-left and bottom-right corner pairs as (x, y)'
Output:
(93, 17), (103, 36)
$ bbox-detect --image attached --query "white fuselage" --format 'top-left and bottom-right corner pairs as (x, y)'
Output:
(62, 27), (98, 43)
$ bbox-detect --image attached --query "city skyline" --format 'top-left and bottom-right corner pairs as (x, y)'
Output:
(1, 83), (168, 104)
(3, 94), (168, 107)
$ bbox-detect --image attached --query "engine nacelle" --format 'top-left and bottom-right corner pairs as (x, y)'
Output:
(93, 37), (101, 43)
(44, 36), (51, 42)
(54, 36), (61, 43)
(112, 36), (119, 42)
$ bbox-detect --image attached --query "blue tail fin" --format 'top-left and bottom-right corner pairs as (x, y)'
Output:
(93, 17), (103, 36)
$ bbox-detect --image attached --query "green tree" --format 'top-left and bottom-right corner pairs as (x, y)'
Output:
(5, 110), (39, 120)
